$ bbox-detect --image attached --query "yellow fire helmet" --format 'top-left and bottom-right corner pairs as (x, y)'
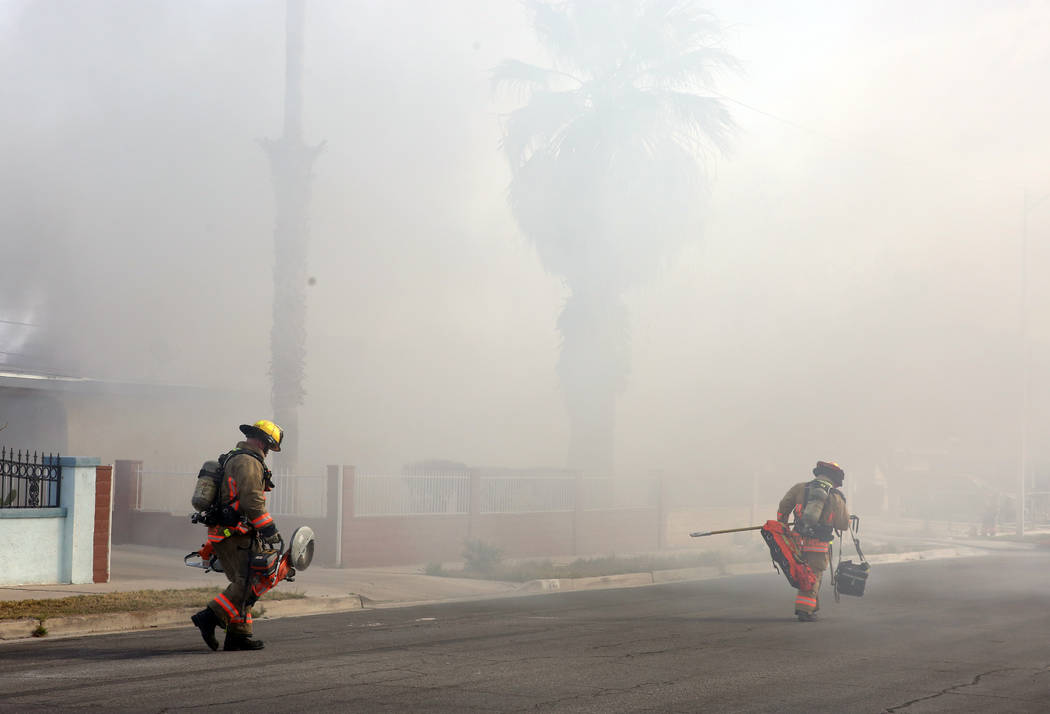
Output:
(239, 419), (284, 452)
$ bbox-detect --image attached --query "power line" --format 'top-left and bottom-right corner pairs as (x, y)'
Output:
(708, 91), (842, 144)
(0, 319), (40, 328)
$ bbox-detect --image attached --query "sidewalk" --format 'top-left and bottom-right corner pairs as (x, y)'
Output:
(0, 545), (523, 642)
(0, 544), (520, 604)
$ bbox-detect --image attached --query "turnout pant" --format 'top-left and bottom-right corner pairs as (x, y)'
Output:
(206, 533), (259, 636)
(794, 539), (830, 615)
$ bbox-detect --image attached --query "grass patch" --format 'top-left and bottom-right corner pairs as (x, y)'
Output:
(0, 587), (306, 621)
(430, 547), (763, 583)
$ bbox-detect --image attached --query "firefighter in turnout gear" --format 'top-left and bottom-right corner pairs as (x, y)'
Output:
(777, 461), (850, 621)
(191, 420), (284, 651)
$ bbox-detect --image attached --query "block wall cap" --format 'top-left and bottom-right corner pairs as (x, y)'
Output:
(43, 456), (102, 467)
(0, 507), (67, 519)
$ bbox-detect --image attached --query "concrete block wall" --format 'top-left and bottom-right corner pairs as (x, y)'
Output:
(0, 456), (108, 586)
(107, 461), (663, 569)
(338, 468), (662, 568)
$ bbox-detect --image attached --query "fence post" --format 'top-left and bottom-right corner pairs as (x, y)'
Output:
(339, 465), (355, 567)
(325, 465), (342, 567)
(112, 460), (142, 544)
(468, 468), (481, 539)
(59, 457), (101, 584)
(573, 471), (583, 556)
(94, 465), (113, 583)
(656, 471), (666, 551)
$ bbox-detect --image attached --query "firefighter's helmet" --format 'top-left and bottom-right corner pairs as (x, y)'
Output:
(813, 460), (844, 485)
(239, 419), (284, 452)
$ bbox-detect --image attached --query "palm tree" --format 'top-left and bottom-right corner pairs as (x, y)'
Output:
(496, 0), (736, 476)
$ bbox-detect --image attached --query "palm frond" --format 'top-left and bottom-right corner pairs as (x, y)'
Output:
(659, 90), (735, 155)
(492, 58), (567, 98)
(500, 0), (738, 284)
(638, 47), (740, 90)
(610, 2), (730, 80)
(526, 0), (581, 69)
(500, 88), (585, 169)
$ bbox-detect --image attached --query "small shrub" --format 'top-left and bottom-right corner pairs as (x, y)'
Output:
(424, 562), (446, 577)
(32, 619), (48, 637)
(462, 538), (503, 576)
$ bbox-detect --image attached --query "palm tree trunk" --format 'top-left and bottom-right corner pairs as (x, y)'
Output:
(558, 290), (629, 477)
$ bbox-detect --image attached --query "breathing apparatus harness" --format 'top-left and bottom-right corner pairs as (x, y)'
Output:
(794, 477), (837, 541)
(832, 514), (870, 600)
(185, 448), (274, 572)
(190, 448), (272, 528)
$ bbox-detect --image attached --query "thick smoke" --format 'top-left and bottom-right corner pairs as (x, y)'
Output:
(1, 0), (1048, 527)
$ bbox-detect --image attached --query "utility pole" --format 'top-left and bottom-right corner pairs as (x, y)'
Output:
(1019, 189), (1050, 536)
(264, 0), (324, 473)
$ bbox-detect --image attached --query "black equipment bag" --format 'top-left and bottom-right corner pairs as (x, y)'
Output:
(833, 515), (870, 600)
(834, 559), (870, 596)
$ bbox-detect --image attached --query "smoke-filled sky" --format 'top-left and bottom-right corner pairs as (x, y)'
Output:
(2, 0), (1049, 508)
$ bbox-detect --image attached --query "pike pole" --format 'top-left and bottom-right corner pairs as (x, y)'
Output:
(689, 524), (764, 538)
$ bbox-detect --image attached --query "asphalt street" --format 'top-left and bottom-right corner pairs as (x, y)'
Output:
(1, 551), (1048, 713)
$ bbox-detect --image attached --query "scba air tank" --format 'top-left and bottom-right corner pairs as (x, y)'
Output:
(797, 480), (831, 538)
(191, 460), (223, 512)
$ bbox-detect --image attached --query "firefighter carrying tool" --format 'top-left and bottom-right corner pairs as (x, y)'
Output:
(777, 460), (850, 621)
(690, 460), (852, 621)
(189, 420), (287, 651)
(690, 522), (816, 593)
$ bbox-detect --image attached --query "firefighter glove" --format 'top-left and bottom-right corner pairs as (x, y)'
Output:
(257, 520), (279, 541)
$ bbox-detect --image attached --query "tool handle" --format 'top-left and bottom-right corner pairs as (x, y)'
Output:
(689, 524), (764, 537)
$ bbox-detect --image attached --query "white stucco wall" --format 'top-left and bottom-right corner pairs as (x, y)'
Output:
(0, 509), (66, 585)
(0, 456), (101, 585)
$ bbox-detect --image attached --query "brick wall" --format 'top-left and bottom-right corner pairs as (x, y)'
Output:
(93, 465), (113, 583)
(338, 508), (660, 568)
(342, 514), (471, 567)
(576, 508), (659, 554)
(474, 511), (575, 557)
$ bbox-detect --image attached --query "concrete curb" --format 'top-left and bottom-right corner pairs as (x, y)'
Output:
(0, 618), (41, 641)
(516, 546), (988, 595)
(257, 595), (363, 619)
(518, 572), (655, 592)
(0, 596), (364, 643)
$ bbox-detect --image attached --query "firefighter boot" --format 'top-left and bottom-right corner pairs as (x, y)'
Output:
(796, 611), (818, 622)
(191, 608), (221, 651)
(223, 632), (265, 651)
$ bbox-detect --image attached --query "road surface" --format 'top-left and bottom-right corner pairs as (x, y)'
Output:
(2, 551), (1048, 712)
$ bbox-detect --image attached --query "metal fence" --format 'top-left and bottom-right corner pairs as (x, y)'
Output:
(268, 470), (325, 517)
(353, 469), (660, 517)
(354, 472), (470, 516)
(480, 470), (576, 513)
(138, 465), (325, 518)
(0, 447), (61, 508)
